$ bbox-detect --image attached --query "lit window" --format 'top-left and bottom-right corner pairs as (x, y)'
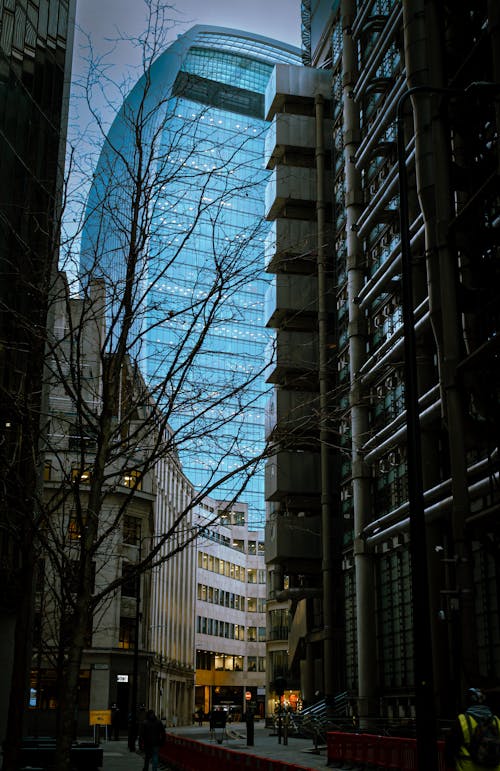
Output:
(71, 467), (91, 484)
(68, 511), (87, 541)
(118, 617), (135, 649)
(123, 470), (142, 490)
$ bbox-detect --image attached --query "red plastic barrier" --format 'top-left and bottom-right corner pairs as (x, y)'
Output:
(327, 732), (452, 771)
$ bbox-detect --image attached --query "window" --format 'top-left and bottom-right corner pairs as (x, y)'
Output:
(258, 570), (266, 584)
(247, 598), (257, 613)
(232, 539), (244, 552)
(234, 624), (244, 641)
(258, 598), (266, 613)
(247, 626), (257, 642)
(43, 463), (52, 481)
(258, 656), (266, 672)
(218, 509), (231, 525)
(121, 564), (138, 598)
(247, 569), (257, 584)
(123, 516), (141, 546)
(258, 541), (265, 556)
(68, 511), (86, 541)
(232, 510), (245, 526)
(248, 540), (256, 555)
(123, 470), (142, 490)
(118, 617), (136, 649)
(71, 466), (91, 484)
(258, 626), (266, 642)
(247, 656), (257, 671)
(196, 651), (212, 670)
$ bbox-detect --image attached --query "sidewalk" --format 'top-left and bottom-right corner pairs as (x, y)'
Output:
(99, 722), (330, 770)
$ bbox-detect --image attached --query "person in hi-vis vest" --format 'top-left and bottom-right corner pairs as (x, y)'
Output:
(445, 688), (500, 771)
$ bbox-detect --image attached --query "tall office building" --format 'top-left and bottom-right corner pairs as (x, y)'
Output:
(81, 27), (301, 527)
(264, 0), (500, 722)
(0, 0), (75, 743)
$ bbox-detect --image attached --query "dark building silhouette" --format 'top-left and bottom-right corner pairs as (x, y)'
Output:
(264, 0), (500, 723)
(0, 0), (75, 741)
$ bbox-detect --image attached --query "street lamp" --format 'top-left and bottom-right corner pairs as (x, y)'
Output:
(127, 565), (142, 751)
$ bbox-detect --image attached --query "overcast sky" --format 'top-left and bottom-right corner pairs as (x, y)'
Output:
(73, 0), (303, 72)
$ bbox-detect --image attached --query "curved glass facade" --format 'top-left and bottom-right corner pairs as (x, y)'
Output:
(81, 27), (301, 526)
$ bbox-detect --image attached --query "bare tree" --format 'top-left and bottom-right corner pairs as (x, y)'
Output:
(2, 3), (278, 769)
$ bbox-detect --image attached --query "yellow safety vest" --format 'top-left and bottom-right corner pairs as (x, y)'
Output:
(456, 713), (500, 771)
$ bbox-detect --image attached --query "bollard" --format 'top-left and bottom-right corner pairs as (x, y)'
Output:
(246, 708), (254, 747)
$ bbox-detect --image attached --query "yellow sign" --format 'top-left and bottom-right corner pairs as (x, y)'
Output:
(89, 710), (112, 725)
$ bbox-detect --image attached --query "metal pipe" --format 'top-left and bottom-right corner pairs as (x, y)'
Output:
(315, 90), (335, 699)
(342, 0), (377, 720)
(397, 83), (438, 771)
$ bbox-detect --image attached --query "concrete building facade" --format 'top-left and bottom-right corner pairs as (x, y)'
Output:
(29, 274), (196, 734)
(194, 502), (267, 719)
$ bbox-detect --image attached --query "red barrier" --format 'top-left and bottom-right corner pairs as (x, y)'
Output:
(326, 732), (452, 771)
(161, 734), (320, 771)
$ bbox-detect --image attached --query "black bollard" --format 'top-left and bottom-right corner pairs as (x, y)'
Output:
(246, 708), (254, 747)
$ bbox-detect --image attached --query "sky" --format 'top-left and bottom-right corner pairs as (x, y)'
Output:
(73, 0), (303, 77)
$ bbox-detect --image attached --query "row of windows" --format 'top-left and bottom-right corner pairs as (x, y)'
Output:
(198, 550), (262, 582)
(196, 616), (266, 642)
(197, 583), (266, 612)
(196, 650), (266, 672)
(44, 464), (142, 491)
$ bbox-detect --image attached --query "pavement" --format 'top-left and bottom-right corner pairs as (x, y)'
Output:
(99, 721), (331, 770)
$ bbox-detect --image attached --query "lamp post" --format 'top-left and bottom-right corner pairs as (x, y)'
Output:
(128, 565), (141, 751)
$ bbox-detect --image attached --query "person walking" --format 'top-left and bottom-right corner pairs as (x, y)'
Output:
(139, 709), (166, 771)
(445, 688), (500, 771)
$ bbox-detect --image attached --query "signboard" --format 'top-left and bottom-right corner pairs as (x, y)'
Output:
(245, 691), (252, 701)
(89, 710), (112, 726)
(117, 674), (129, 682)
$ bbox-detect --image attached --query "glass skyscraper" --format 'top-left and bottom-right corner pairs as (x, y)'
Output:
(81, 27), (301, 526)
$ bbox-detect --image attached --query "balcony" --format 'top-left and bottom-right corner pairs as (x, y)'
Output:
(265, 330), (318, 386)
(265, 166), (325, 221)
(265, 64), (333, 121)
(265, 511), (321, 562)
(264, 274), (318, 329)
(265, 451), (321, 503)
(264, 218), (319, 274)
(264, 113), (333, 170)
(265, 387), (320, 444)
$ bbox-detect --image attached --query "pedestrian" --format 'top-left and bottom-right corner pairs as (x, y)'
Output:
(197, 707), (204, 726)
(139, 709), (166, 771)
(445, 687), (500, 771)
